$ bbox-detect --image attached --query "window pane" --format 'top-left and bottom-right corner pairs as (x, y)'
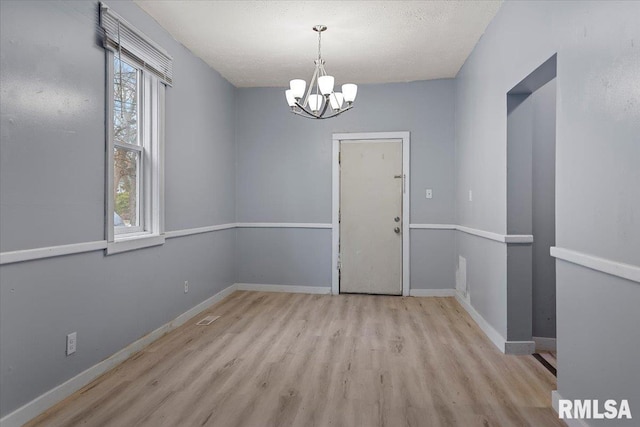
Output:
(114, 147), (140, 228)
(113, 57), (139, 146)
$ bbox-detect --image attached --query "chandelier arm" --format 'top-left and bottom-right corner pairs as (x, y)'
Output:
(318, 96), (330, 117)
(318, 104), (353, 119)
(293, 101), (319, 118)
(290, 102), (353, 120)
(319, 63), (327, 77)
(291, 108), (321, 119)
(302, 66), (319, 107)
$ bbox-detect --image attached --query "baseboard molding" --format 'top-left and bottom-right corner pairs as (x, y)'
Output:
(552, 390), (591, 427)
(409, 289), (456, 297)
(551, 246), (640, 284)
(0, 283), (238, 427)
(504, 340), (536, 355)
(534, 336), (557, 352)
(235, 283), (331, 294)
(454, 290), (506, 353)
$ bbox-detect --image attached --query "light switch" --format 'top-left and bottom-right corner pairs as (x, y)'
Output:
(425, 189), (433, 199)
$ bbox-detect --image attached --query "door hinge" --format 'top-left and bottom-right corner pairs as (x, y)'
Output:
(338, 151), (341, 164)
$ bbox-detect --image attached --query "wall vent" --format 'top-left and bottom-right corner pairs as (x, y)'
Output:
(196, 315), (220, 326)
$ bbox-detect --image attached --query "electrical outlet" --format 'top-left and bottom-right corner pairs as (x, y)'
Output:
(425, 189), (433, 199)
(66, 332), (77, 356)
(184, 281), (189, 293)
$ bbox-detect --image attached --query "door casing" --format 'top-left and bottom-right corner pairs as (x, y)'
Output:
(332, 131), (411, 296)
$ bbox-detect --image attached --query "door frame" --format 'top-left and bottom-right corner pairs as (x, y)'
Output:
(331, 131), (411, 296)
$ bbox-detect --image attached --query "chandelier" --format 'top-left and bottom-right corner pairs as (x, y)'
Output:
(285, 25), (358, 119)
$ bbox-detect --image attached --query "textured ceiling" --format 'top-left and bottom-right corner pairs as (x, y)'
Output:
(135, 1), (502, 88)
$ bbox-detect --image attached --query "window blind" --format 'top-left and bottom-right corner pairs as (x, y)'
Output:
(100, 2), (173, 86)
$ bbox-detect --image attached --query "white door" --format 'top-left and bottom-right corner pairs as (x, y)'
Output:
(339, 140), (403, 295)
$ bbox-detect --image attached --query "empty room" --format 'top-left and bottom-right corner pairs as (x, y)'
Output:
(0, 1), (638, 426)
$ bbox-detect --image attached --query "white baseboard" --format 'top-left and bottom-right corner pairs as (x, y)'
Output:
(534, 336), (557, 352)
(0, 283), (238, 427)
(454, 290), (506, 353)
(409, 289), (456, 297)
(552, 390), (591, 427)
(454, 291), (535, 355)
(504, 340), (536, 355)
(235, 283), (331, 294)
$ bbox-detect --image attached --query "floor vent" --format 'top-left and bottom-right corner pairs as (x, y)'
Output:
(196, 315), (220, 326)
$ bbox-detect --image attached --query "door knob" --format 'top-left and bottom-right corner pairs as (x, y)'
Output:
(394, 217), (400, 222)
(394, 227), (401, 234)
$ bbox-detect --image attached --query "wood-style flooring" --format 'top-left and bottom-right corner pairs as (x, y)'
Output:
(27, 291), (563, 427)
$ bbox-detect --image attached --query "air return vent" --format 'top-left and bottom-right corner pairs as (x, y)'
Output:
(196, 315), (220, 326)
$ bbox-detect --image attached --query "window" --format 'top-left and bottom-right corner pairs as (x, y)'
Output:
(101, 3), (171, 254)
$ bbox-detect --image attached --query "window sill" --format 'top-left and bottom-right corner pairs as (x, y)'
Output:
(106, 233), (165, 255)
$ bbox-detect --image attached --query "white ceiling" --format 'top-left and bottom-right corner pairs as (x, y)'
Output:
(135, 1), (502, 88)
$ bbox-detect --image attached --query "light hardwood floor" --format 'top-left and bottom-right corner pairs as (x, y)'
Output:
(27, 291), (563, 427)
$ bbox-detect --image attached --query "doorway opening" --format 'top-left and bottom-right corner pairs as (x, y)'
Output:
(506, 54), (557, 356)
(331, 132), (410, 296)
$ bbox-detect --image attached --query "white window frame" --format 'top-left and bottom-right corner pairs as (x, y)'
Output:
(106, 50), (165, 254)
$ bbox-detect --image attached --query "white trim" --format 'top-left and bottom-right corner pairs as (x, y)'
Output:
(456, 225), (533, 244)
(503, 234), (535, 244)
(235, 283), (331, 294)
(0, 223), (337, 264)
(551, 390), (591, 427)
(0, 241), (108, 265)
(409, 224), (533, 242)
(551, 246), (640, 284)
(504, 341), (536, 355)
(165, 223), (237, 239)
(331, 138), (340, 295)
(409, 224), (457, 230)
(409, 289), (456, 297)
(0, 283), (238, 427)
(533, 336), (557, 352)
(332, 131), (411, 296)
(332, 131), (410, 141)
(236, 222), (331, 229)
(106, 234), (165, 255)
(106, 49), (165, 255)
(455, 291), (535, 355)
(0, 223), (540, 265)
(455, 290), (506, 353)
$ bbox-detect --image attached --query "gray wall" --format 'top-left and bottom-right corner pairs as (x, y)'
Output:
(505, 78), (557, 341)
(455, 0), (639, 423)
(235, 81), (456, 290)
(0, 0), (237, 417)
(531, 79), (556, 339)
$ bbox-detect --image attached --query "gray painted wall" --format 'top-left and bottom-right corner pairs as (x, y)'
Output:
(237, 228), (331, 286)
(455, 0), (639, 423)
(0, 0), (237, 417)
(235, 81), (456, 290)
(557, 262), (640, 427)
(505, 78), (557, 340)
(531, 79), (556, 339)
